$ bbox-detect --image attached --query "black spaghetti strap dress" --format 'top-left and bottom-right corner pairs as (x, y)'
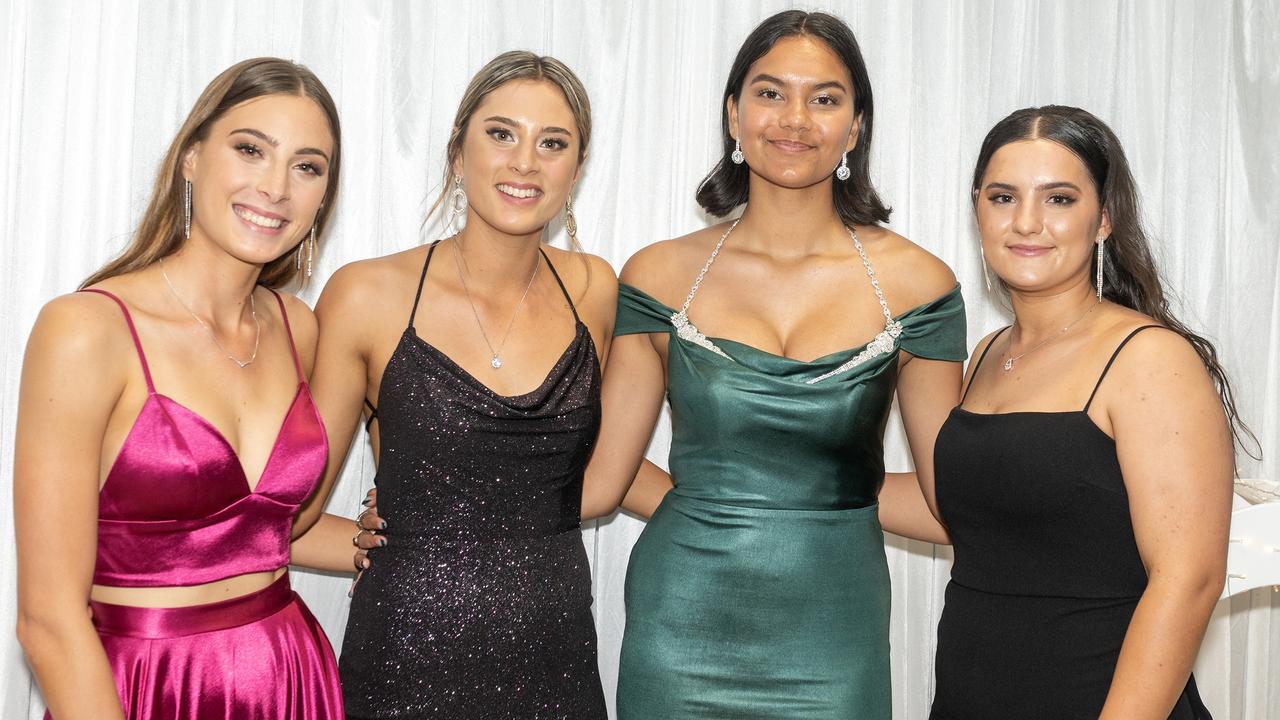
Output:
(341, 242), (607, 719)
(931, 326), (1212, 719)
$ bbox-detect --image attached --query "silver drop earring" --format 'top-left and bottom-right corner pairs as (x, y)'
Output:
(731, 139), (744, 165)
(446, 175), (468, 235)
(183, 180), (193, 240)
(1095, 238), (1105, 301)
(564, 195), (578, 245)
(835, 151), (851, 181)
(979, 244), (993, 292)
(306, 225), (316, 278)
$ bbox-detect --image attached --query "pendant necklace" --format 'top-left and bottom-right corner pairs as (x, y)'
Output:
(449, 239), (539, 370)
(159, 258), (260, 368)
(1002, 299), (1101, 372)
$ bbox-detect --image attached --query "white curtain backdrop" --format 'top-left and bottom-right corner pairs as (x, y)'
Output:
(2, 1), (1277, 718)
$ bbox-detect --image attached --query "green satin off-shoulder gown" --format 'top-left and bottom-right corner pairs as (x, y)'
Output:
(613, 278), (966, 719)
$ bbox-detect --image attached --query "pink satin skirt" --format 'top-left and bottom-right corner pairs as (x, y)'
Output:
(47, 574), (343, 719)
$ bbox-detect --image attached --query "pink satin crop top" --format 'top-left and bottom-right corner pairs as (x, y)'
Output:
(82, 288), (327, 588)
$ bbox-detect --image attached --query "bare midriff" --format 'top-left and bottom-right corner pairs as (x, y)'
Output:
(90, 568), (286, 608)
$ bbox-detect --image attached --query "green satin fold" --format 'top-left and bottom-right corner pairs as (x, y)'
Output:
(614, 283), (966, 719)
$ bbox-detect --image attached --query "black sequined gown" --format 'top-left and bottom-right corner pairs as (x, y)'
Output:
(341, 243), (607, 719)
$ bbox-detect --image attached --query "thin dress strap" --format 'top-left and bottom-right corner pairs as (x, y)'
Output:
(538, 249), (580, 323)
(79, 288), (156, 394)
(364, 398), (378, 432)
(1083, 325), (1163, 412)
(267, 288), (305, 383)
(407, 241), (439, 330)
(961, 326), (1011, 403)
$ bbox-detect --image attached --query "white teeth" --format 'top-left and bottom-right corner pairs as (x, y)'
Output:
(235, 207), (285, 229)
(496, 183), (542, 199)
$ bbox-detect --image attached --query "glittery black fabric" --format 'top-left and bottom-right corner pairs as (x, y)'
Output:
(341, 244), (606, 719)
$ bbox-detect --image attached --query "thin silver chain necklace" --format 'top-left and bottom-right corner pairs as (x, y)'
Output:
(448, 239), (539, 370)
(1002, 299), (1101, 372)
(159, 258), (261, 369)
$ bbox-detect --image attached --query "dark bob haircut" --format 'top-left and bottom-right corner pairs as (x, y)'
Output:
(695, 10), (889, 226)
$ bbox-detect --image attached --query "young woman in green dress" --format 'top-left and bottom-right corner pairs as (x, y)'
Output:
(589, 10), (964, 718)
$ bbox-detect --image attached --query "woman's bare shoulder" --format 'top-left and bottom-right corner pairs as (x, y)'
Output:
(620, 222), (734, 307)
(857, 225), (958, 311)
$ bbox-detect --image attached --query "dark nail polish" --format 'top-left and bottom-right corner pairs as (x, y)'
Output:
(379, 521), (387, 530)
(378, 537), (387, 547)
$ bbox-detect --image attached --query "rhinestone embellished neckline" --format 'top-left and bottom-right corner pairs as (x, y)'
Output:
(669, 221), (900, 384)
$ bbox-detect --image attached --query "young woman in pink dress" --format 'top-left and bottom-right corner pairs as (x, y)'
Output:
(15, 57), (344, 719)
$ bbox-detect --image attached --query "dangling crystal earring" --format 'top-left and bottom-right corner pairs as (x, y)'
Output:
(564, 194), (578, 245)
(446, 175), (468, 235)
(1095, 237), (1105, 301)
(979, 243), (993, 292)
(183, 179), (193, 240)
(835, 151), (851, 181)
(731, 139), (744, 165)
(306, 225), (316, 278)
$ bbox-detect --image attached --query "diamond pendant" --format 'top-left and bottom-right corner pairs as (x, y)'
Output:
(1002, 357), (1014, 372)
(491, 356), (503, 369)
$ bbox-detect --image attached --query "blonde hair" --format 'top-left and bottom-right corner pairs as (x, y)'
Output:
(83, 57), (342, 289)
(429, 51), (592, 252)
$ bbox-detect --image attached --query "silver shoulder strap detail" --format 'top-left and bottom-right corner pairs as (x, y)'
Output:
(669, 220), (739, 359)
(805, 227), (900, 384)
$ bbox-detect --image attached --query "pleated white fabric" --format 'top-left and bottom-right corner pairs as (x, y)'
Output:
(1, 1), (1277, 718)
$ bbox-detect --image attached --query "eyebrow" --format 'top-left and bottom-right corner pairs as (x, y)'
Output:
(483, 115), (573, 136)
(984, 181), (1082, 192)
(228, 127), (330, 162)
(748, 73), (848, 93)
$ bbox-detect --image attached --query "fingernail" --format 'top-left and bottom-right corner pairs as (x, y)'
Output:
(377, 537), (387, 547)
(361, 498), (372, 507)
(361, 558), (371, 569)
(379, 521), (387, 530)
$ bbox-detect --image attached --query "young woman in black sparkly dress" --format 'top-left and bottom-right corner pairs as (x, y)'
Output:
(288, 52), (619, 719)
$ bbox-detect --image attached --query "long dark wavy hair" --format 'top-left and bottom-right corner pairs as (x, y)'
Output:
(83, 58), (342, 289)
(973, 105), (1259, 458)
(696, 10), (890, 226)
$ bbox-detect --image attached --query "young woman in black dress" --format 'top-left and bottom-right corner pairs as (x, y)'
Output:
(288, 52), (618, 719)
(930, 106), (1252, 719)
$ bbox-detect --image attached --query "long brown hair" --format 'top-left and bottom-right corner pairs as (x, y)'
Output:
(973, 105), (1260, 458)
(428, 50), (591, 256)
(83, 57), (342, 289)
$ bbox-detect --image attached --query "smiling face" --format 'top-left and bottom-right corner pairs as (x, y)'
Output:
(181, 93), (334, 266)
(976, 138), (1111, 295)
(454, 79), (582, 240)
(728, 34), (859, 189)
